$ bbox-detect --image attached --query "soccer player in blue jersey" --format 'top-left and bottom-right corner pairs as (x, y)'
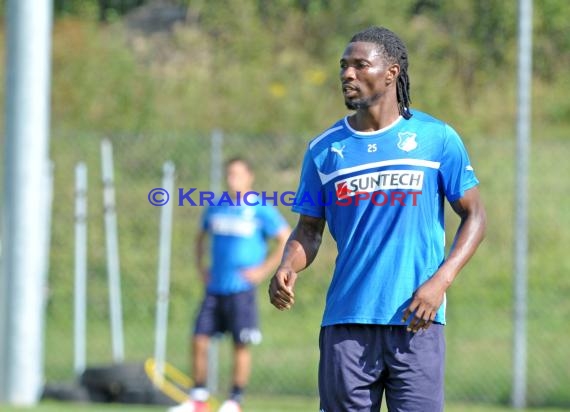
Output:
(170, 158), (290, 412)
(269, 26), (486, 411)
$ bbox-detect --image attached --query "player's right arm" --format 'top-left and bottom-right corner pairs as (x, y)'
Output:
(268, 214), (326, 310)
(195, 229), (209, 284)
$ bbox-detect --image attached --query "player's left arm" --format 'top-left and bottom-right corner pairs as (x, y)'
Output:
(402, 186), (487, 332)
(242, 226), (291, 284)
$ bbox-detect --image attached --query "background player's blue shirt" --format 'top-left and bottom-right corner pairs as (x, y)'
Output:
(202, 200), (287, 295)
(292, 110), (479, 326)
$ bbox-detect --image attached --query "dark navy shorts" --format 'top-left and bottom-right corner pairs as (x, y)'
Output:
(318, 323), (445, 412)
(193, 289), (261, 345)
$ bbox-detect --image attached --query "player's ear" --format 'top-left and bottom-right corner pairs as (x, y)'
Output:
(385, 64), (400, 86)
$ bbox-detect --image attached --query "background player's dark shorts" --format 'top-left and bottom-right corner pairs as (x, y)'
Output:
(318, 323), (445, 412)
(193, 288), (261, 345)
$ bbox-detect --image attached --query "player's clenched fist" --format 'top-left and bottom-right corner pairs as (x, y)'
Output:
(269, 266), (297, 310)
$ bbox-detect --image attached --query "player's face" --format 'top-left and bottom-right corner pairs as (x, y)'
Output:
(340, 41), (394, 110)
(226, 161), (254, 194)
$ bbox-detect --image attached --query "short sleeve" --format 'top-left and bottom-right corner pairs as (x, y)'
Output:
(257, 206), (288, 238)
(439, 125), (479, 202)
(291, 148), (325, 218)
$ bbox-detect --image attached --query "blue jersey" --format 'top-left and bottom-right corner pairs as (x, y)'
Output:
(292, 110), (479, 326)
(202, 200), (287, 295)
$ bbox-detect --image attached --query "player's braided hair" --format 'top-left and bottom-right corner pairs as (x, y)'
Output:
(350, 26), (412, 119)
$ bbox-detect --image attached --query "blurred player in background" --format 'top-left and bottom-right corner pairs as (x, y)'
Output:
(269, 26), (486, 411)
(170, 157), (290, 412)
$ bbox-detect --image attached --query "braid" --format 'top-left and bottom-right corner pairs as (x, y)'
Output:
(350, 26), (413, 119)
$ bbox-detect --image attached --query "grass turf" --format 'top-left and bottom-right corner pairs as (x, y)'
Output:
(2, 399), (570, 412)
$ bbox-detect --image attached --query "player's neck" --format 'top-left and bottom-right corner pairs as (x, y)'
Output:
(350, 102), (400, 132)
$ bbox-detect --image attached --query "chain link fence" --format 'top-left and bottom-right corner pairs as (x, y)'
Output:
(44, 129), (570, 406)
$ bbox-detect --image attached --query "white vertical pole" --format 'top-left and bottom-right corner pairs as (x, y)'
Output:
(512, 0), (532, 409)
(153, 161), (175, 378)
(0, 0), (53, 405)
(74, 163), (88, 376)
(0, 0), (52, 406)
(207, 130), (223, 394)
(101, 139), (125, 363)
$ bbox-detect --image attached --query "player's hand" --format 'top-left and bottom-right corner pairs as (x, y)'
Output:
(402, 276), (446, 333)
(242, 265), (267, 284)
(268, 265), (297, 310)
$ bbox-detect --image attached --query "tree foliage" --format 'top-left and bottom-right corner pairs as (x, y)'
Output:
(5, 0), (567, 135)
(54, 0), (147, 21)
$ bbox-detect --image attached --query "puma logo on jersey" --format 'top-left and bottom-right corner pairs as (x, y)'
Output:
(330, 142), (345, 158)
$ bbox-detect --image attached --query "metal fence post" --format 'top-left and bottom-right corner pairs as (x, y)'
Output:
(207, 129), (223, 395)
(74, 163), (88, 376)
(101, 139), (125, 363)
(154, 162), (176, 378)
(0, 0), (53, 404)
(512, 0), (533, 408)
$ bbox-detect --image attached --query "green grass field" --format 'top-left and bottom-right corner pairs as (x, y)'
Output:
(3, 398), (570, 412)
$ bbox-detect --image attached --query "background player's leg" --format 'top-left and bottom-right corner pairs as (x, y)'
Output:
(225, 289), (261, 406)
(192, 335), (210, 388)
(230, 343), (250, 403)
(185, 293), (222, 407)
(168, 336), (211, 410)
